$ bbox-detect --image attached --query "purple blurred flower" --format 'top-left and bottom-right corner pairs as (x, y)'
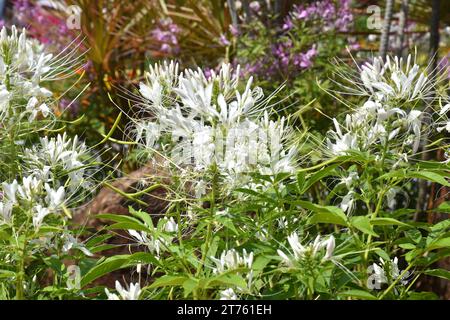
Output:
(282, 17), (294, 31)
(219, 34), (231, 46)
(249, 1), (261, 13)
(151, 18), (180, 55)
(229, 24), (239, 37)
(289, 0), (353, 32)
(439, 55), (450, 80)
(60, 98), (81, 117)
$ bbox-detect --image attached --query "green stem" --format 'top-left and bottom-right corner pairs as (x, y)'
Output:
(194, 165), (219, 299)
(15, 239), (27, 300)
(364, 189), (386, 263)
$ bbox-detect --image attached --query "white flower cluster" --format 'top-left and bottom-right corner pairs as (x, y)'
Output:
(327, 54), (437, 213)
(277, 233), (335, 267)
(0, 134), (93, 230)
(211, 248), (254, 274)
(359, 55), (432, 102)
(0, 26), (55, 123)
(22, 133), (92, 192)
(133, 61), (296, 194)
(220, 288), (238, 300)
(327, 55), (433, 162)
(105, 281), (141, 300)
(127, 218), (179, 259)
(211, 248), (254, 291)
(369, 257), (410, 289)
(327, 99), (424, 159)
(437, 102), (450, 133)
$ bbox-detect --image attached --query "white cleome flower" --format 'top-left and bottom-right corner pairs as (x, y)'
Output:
(32, 205), (50, 230)
(0, 201), (13, 224)
(359, 55), (433, 102)
(211, 248), (254, 274)
(131, 61), (296, 195)
(163, 217), (179, 233)
(278, 233), (335, 267)
(128, 229), (164, 258)
(105, 281), (141, 300)
(220, 288), (238, 300)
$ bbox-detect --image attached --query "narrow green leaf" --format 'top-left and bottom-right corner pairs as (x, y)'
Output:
(423, 269), (450, 281)
(351, 216), (379, 237)
(371, 218), (412, 228)
(338, 289), (377, 300)
(149, 275), (189, 289)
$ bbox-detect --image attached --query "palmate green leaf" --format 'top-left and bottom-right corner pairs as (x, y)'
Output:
(350, 216), (379, 237)
(81, 252), (160, 287)
(298, 164), (339, 193)
(435, 202), (450, 213)
(300, 201), (348, 226)
(407, 171), (450, 186)
(182, 278), (198, 298)
(252, 255), (272, 271)
(88, 244), (117, 254)
(398, 243), (416, 250)
(412, 249), (450, 266)
(235, 188), (277, 204)
(373, 248), (391, 261)
(426, 237), (450, 251)
(149, 275), (189, 289)
(205, 273), (248, 289)
(338, 289), (377, 300)
(129, 206), (154, 229)
(430, 219), (450, 233)
(406, 229), (423, 244)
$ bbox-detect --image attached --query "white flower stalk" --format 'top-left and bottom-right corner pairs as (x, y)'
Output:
(132, 61), (296, 195)
(22, 133), (93, 193)
(340, 171), (359, 189)
(211, 248), (254, 291)
(326, 98), (425, 159)
(211, 248), (254, 274)
(61, 233), (93, 257)
(32, 205), (50, 230)
(372, 257), (410, 287)
(0, 201), (13, 224)
(220, 288), (238, 300)
(0, 175), (78, 230)
(326, 53), (436, 166)
(128, 229), (165, 258)
(0, 26), (85, 124)
(139, 60), (179, 110)
(163, 217), (178, 233)
(340, 191), (355, 214)
(0, 169), (96, 229)
(0, 26), (52, 122)
(277, 233), (335, 267)
(437, 102), (450, 134)
(358, 55), (433, 102)
(105, 281), (141, 300)
(2, 180), (19, 203)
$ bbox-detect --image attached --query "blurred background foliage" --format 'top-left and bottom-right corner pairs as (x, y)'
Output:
(0, 0), (448, 169)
